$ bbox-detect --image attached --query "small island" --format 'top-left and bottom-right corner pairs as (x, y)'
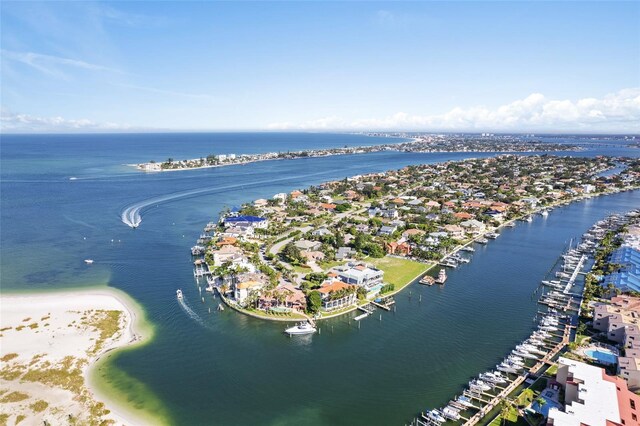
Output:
(136, 134), (580, 172)
(190, 154), (640, 322)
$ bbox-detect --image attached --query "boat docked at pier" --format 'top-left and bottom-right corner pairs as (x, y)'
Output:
(284, 321), (317, 335)
(425, 409), (446, 423)
(419, 275), (435, 286)
(435, 268), (447, 284)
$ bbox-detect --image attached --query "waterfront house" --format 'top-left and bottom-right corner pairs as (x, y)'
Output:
(460, 219), (486, 235)
(335, 263), (383, 290)
(318, 280), (357, 312)
(224, 215), (268, 229)
(443, 224), (465, 239)
(273, 193), (287, 203)
(234, 278), (266, 306)
(258, 283), (306, 312)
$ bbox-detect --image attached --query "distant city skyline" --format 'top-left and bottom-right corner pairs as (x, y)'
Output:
(1, 1), (639, 133)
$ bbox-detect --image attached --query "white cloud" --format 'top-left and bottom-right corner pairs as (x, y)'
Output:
(0, 109), (131, 132)
(267, 88), (640, 132)
(1, 49), (122, 78)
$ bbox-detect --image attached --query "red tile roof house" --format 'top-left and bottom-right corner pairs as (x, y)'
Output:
(258, 283), (307, 312)
(317, 280), (357, 312)
(386, 241), (411, 256)
(319, 203), (337, 212)
(454, 212), (474, 220)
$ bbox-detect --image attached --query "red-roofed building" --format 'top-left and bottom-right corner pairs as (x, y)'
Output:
(454, 212), (474, 220)
(318, 280), (357, 311)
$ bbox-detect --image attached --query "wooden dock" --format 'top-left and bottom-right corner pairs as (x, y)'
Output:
(461, 323), (571, 426)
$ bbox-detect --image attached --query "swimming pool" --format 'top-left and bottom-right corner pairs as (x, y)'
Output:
(585, 348), (618, 365)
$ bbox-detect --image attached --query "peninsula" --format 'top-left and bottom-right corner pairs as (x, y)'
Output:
(136, 134), (580, 172)
(190, 155), (640, 323)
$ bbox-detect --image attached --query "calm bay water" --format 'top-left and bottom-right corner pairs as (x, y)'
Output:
(1, 133), (639, 425)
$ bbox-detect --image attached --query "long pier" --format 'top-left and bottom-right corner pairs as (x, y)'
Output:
(462, 323), (571, 426)
(562, 254), (587, 293)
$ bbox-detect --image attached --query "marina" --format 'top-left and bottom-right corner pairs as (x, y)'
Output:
(411, 210), (628, 426)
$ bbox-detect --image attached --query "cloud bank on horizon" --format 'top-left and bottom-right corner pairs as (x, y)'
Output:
(2, 88), (639, 133)
(267, 88), (640, 133)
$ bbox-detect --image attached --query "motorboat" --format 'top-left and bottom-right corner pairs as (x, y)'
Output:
(484, 232), (499, 239)
(176, 289), (183, 299)
(513, 349), (538, 360)
(442, 406), (461, 421)
(84, 259), (94, 264)
(284, 322), (317, 335)
(476, 238), (489, 244)
(456, 395), (475, 408)
(435, 268), (448, 284)
(425, 409), (446, 423)
(461, 246), (475, 252)
(497, 362), (522, 374)
(469, 380), (491, 392)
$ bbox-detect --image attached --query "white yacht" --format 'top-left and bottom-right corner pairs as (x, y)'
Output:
(84, 259), (94, 264)
(176, 289), (183, 299)
(284, 322), (317, 335)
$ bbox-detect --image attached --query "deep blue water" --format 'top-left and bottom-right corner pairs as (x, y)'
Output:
(1, 132), (639, 425)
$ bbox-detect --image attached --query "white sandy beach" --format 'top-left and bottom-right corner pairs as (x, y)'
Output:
(0, 288), (151, 425)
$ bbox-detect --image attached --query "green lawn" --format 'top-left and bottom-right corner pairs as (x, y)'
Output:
(319, 260), (345, 271)
(367, 256), (431, 290)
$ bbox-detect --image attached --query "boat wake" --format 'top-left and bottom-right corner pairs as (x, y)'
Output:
(120, 169), (347, 228)
(178, 296), (205, 327)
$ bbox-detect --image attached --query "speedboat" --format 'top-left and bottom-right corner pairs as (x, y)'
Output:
(480, 372), (505, 384)
(84, 259), (94, 264)
(456, 395), (475, 408)
(284, 322), (317, 335)
(477, 238), (489, 244)
(461, 246), (475, 252)
(541, 210), (549, 217)
(497, 362), (522, 374)
(425, 409), (446, 423)
(513, 349), (538, 360)
(176, 289), (183, 299)
(469, 380), (491, 392)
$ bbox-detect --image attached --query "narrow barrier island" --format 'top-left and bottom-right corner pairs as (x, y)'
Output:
(136, 134), (579, 172)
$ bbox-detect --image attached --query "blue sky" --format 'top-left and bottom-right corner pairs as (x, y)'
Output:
(1, 1), (639, 132)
